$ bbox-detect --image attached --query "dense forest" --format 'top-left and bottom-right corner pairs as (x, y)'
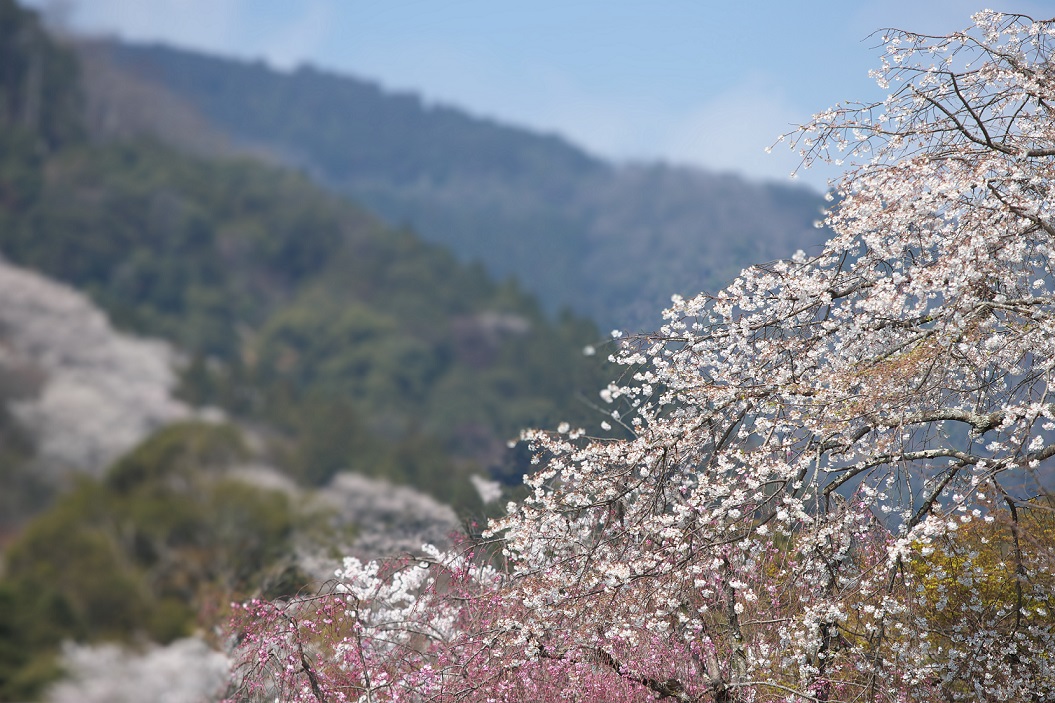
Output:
(0, 1), (610, 492)
(87, 40), (830, 330)
(3, 138), (607, 490)
(0, 2), (610, 698)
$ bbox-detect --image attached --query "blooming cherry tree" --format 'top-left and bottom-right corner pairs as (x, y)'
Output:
(230, 11), (1055, 702)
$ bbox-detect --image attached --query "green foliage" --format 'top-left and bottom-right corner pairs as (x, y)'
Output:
(372, 431), (477, 508)
(0, 0), (81, 268)
(278, 394), (377, 485)
(243, 276), (607, 504)
(0, 581), (64, 703)
(0, 403), (48, 531)
(0, 0), (82, 150)
(0, 6), (612, 697)
(97, 45), (600, 188)
(0, 129), (43, 215)
(0, 5), (612, 509)
(0, 0), (609, 557)
(3, 141), (356, 357)
(0, 135), (610, 506)
(0, 421), (309, 701)
(105, 420), (246, 493)
(6, 488), (150, 637)
(99, 41), (828, 331)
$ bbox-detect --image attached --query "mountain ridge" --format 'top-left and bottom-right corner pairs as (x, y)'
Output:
(88, 39), (831, 331)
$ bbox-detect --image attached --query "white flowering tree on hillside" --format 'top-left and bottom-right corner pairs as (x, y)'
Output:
(231, 11), (1055, 703)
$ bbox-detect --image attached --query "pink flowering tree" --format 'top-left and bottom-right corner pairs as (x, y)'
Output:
(228, 11), (1055, 702)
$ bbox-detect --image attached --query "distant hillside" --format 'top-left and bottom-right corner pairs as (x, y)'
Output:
(0, 3), (610, 510)
(0, 5), (616, 696)
(90, 41), (830, 330)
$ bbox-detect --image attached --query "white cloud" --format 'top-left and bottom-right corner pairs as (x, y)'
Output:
(247, 0), (334, 70)
(388, 56), (842, 188)
(56, 0), (244, 53)
(28, 0), (334, 71)
(656, 78), (842, 190)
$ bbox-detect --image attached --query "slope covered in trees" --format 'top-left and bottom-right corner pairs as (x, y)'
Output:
(0, 1), (608, 509)
(0, 1), (612, 697)
(1, 138), (606, 498)
(88, 40), (829, 330)
(232, 11), (1055, 703)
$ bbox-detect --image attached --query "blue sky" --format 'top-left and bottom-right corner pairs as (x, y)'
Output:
(25, 1), (1052, 190)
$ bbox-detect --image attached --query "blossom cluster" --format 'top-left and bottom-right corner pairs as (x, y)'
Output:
(229, 12), (1055, 702)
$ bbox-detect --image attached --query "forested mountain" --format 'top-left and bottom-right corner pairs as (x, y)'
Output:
(0, 4), (612, 696)
(0, 2), (834, 698)
(1, 135), (608, 494)
(88, 41), (830, 330)
(0, 3), (609, 501)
